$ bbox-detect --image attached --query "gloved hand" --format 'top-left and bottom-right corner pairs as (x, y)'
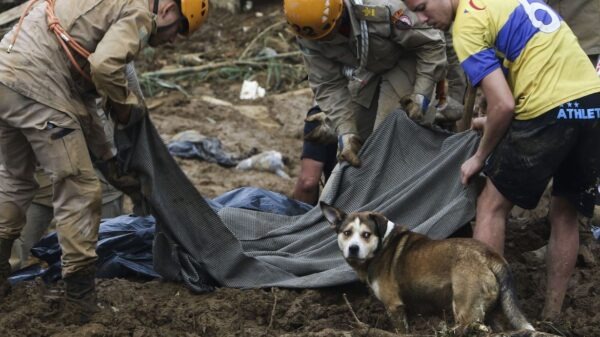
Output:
(434, 95), (464, 123)
(337, 133), (363, 167)
(400, 93), (430, 121)
(108, 99), (147, 127)
(96, 157), (142, 199)
(304, 111), (337, 144)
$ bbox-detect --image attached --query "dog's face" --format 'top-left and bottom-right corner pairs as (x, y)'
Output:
(320, 202), (390, 263)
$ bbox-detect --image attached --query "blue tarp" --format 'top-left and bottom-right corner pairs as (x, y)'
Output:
(9, 187), (311, 284)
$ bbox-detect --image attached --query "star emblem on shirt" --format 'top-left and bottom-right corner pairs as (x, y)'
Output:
(574, 102), (579, 108)
(567, 102), (572, 107)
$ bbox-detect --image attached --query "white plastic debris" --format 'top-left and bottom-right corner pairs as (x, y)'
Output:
(240, 80), (266, 100)
(235, 150), (290, 179)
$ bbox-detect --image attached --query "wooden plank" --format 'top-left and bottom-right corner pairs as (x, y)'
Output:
(0, 2), (27, 27)
(457, 81), (477, 132)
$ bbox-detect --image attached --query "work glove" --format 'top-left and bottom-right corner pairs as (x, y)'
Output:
(107, 97), (148, 128)
(434, 95), (464, 123)
(96, 156), (142, 202)
(400, 93), (430, 122)
(303, 111), (337, 144)
(337, 133), (363, 167)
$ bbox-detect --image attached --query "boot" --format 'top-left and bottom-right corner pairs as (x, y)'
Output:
(62, 265), (99, 324)
(0, 238), (14, 299)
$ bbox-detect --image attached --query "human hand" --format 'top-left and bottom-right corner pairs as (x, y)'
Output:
(400, 93), (430, 121)
(304, 111), (337, 144)
(97, 157), (141, 197)
(108, 99), (147, 127)
(337, 133), (363, 167)
(460, 155), (484, 185)
(470, 116), (487, 131)
(435, 95), (464, 123)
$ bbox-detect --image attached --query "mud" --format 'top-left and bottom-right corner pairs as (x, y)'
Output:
(1, 3), (600, 337)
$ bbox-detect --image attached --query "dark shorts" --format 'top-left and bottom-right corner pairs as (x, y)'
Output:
(302, 106), (338, 180)
(484, 92), (600, 217)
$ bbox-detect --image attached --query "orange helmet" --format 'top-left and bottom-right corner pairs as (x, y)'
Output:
(284, 0), (344, 40)
(178, 0), (209, 35)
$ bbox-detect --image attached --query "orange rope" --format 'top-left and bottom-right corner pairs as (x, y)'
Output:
(8, 0), (92, 82)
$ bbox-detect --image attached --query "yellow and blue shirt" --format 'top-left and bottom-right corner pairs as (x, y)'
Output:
(452, 0), (600, 120)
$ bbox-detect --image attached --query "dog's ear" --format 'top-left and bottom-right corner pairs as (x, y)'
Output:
(320, 201), (346, 229)
(369, 212), (389, 238)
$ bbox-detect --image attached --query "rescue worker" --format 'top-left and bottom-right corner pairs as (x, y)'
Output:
(283, 0), (447, 167)
(404, 0), (600, 321)
(292, 105), (338, 205)
(0, 0), (208, 323)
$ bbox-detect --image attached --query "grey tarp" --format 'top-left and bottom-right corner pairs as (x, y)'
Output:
(115, 109), (480, 292)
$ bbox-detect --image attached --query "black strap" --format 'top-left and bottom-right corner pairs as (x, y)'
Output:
(153, 0), (159, 14)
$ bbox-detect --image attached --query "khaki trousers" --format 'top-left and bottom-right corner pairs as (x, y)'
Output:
(10, 196), (122, 271)
(0, 84), (101, 276)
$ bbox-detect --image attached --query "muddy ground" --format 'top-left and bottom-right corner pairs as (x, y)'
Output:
(1, 2), (600, 337)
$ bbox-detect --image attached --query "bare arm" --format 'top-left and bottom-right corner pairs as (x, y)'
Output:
(461, 68), (514, 185)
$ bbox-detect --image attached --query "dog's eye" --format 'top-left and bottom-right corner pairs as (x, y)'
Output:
(362, 232), (371, 239)
(343, 230), (352, 237)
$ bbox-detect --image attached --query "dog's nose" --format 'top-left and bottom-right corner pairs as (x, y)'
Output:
(349, 245), (359, 256)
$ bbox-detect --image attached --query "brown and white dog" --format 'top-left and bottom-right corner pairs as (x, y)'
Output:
(320, 202), (535, 333)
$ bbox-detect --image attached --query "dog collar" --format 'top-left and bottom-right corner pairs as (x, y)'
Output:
(383, 220), (395, 240)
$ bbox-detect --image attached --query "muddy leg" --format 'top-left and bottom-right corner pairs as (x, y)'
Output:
(385, 303), (408, 334)
(541, 196), (578, 320)
(473, 179), (513, 256)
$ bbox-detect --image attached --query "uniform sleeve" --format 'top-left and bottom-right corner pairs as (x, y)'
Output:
(300, 40), (358, 135)
(88, 4), (153, 106)
(85, 63), (144, 160)
(452, 8), (499, 86)
(391, 18), (447, 97)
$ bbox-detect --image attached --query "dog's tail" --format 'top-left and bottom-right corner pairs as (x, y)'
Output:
(493, 262), (535, 331)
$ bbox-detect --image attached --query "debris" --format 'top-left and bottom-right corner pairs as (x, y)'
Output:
(235, 150), (290, 179)
(240, 80), (266, 100)
(257, 47), (278, 59)
(579, 243), (597, 266)
(522, 245), (547, 265)
(239, 21), (287, 60)
(177, 53), (205, 66)
(168, 130), (257, 167)
(148, 78), (190, 97)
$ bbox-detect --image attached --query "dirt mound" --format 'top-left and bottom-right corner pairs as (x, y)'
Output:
(1, 3), (600, 337)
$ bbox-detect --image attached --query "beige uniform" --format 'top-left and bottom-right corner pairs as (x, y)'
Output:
(9, 169), (123, 271)
(0, 0), (154, 276)
(547, 0), (600, 57)
(298, 0), (446, 139)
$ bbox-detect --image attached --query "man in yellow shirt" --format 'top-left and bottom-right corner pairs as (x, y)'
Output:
(404, 0), (600, 320)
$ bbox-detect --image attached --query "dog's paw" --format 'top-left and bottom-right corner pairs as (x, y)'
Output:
(461, 322), (490, 337)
